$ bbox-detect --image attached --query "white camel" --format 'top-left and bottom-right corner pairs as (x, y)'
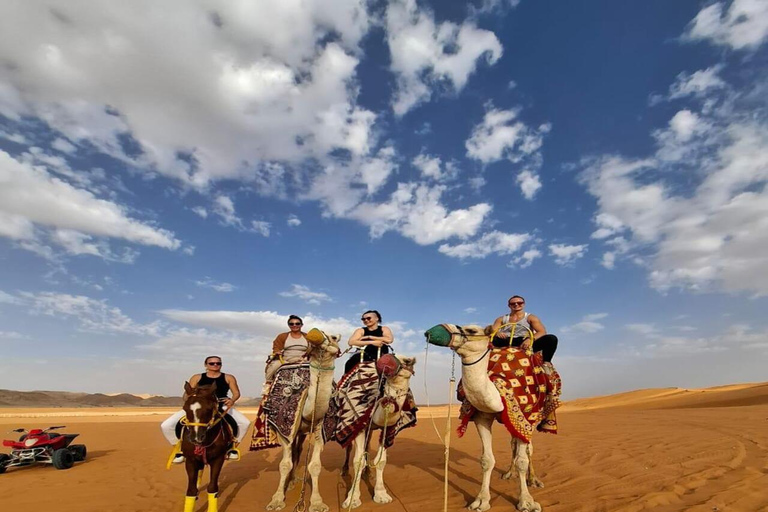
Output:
(266, 329), (340, 512)
(446, 325), (542, 512)
(342, 355), (416, 510)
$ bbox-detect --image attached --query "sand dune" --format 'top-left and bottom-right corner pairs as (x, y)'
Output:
(0, 383), (766, 512)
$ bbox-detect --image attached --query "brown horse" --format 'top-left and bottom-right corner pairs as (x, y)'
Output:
(181, 381), (233, 512)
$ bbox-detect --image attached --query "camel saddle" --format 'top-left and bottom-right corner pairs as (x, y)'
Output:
(249, 363), (310, 451)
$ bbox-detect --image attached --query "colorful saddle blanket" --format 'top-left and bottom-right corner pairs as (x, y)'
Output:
(457, 347), (562, 443)
(250, 363), (310, 451)
(323, 361), (417, 448)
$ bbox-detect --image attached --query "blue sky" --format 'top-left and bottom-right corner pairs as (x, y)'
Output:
(1, 0), (767, 401)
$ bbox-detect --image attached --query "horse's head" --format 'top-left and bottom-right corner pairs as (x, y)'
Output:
(182, 381), (220, 445)
(305, 328), (341, 365)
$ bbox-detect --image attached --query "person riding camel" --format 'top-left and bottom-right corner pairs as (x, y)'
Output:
(263, 315), (309, 395)
(161, 356), (251, 463)
(490, 295), (558, 374)
(344, 309), (394, 374)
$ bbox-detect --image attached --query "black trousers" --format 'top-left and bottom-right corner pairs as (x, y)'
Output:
(491, 334), (558, 362)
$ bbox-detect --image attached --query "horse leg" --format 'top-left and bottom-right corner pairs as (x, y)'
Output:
(513, 439), (541, 512)
(372, 444), (392, 504)
(307, 428), (329, 512)
(525, 442), (544, 488)
(183, 458), (200, 512)
(266, 440), (293, 510)
(206, 457), (225, 512)
(341, 433), (365, 510)
(468, 414), (494, 512)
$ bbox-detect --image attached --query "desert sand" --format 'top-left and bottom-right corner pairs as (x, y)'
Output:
(1, 383), (766, 512)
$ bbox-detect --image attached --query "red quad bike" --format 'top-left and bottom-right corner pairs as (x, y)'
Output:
(0, 426), (87, 473)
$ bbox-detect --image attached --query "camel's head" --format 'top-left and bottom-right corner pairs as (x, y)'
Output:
(305, 328), (341, 362)
(425, 323), (489, 356)
(378, 354), (416, 389)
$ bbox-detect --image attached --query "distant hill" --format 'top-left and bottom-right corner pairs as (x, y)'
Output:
(0, 389), (263, 408)
(0, 389), (181, 408)
(562, 381), (768, 411)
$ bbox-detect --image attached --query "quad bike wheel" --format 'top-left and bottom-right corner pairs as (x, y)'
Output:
(0, 453), (9, 474)
(52, 448), (74, 470)
(70, 444), (87, 461)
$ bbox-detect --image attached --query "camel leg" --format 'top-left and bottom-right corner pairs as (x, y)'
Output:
(372, 443), (392, 504)
(469, 414), (494, 511)
(341, 433), (366, 510)
(502, 439), (543, 487)
(288, 433), (306, 490)
(525, 442), (543, 488)
(307, 429), (329, 512)
(341, 444), (351, 476)
(266, 441), (293, 510)
(513, 439), (541, 512)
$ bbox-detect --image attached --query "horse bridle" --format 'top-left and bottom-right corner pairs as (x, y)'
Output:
(181, 397), (225, 445)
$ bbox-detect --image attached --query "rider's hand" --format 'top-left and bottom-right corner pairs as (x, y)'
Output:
(521, 341), (532, 351)
(496, 332), (509, 339)
(223, 398), (235, 409)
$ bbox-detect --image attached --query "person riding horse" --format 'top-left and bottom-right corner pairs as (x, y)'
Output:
(161, 356), (251, 463)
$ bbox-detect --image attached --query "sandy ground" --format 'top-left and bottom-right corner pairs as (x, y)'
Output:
(1, 384), (767, 512)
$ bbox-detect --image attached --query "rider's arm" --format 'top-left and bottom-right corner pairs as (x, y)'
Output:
(348, 328), (369, 348)
(270, 333), (286, 358)
(374, 326), (394, 345)
(528, 314), (547, 340)
(226, 374), (241, 404)
(491, 316), (508, 338)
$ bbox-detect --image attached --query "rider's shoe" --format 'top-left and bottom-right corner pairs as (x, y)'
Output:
(172, 453), (185, 464)
(226, 449), (240, 461)
(541, 361), (555, 376)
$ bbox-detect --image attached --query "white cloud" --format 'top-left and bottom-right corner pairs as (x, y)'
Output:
(412, 153), (442, 180)
(438, 230), (531, 259)
(212, 195), (241, 228)
(21, 291), (162, 336)
(0, 290), (22, 305)
(625, 323), (659, 336)
(349, 183), (491, 245)
(668, 65), (726, 100)
(287, 214), (301, 227)
(195, 277), (237, 293)
(51, 137), (77, 154)
(601, 251), (616, 269)
(251, 220), (271, 237)
(549, 243), (588, 265)
(279, 284), (333, 305)
(466, 108), (550, 165)
(561, 313), (608, 334)
(159, 308), (356, 338)
(0, 330), (26, 340)
(463, 307), (477, 314)
(386, 0), (502, 115)
(516, 169), (542, 200)
(0, 150), (180, 259)
(511, 248), (541, 269)
(684, 0), (768, 50)
(191, 207), (208, 219)
(0, 1), (376, 186)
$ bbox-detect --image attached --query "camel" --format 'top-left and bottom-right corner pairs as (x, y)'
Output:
(341, 355), (416, 510)
(441, 325), (542, 512)
(266, 328), (340, 512)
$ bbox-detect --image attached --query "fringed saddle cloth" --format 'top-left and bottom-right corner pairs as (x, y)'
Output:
(458, 347), (562, 443)
(250, 363), (310, 451)
(323, 361), (417, 448)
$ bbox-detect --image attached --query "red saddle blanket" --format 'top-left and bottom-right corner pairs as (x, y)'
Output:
(322, 361), (417, 448)
(250, 363), (310, 451)
(457, 347), (561, 443)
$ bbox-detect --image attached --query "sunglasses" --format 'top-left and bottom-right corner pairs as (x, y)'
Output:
(207, 362), (222, 366)
(361, 316), (374, 321)
(508, 302), (525, 306)
(288, 322), (302, 326)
